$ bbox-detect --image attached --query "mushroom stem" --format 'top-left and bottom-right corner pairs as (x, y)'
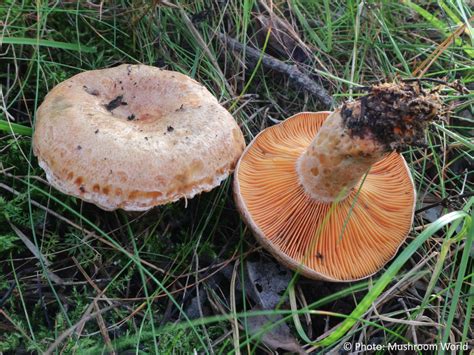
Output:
(297, 82), (441, 202)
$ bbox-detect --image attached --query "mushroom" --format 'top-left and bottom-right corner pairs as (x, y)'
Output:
(33, 64), (245, 211)
(234, 83), (441, 281)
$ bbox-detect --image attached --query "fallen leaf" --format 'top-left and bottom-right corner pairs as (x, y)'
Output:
(246, 258), (292, 309)
(243, 259), (304, 353)
(246, 306), (305, 354)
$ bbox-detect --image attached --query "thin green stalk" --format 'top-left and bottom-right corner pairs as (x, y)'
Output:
(439, 207), (473, 354)
(0, 120), (33, 136)
(121, 212), (160, 355)
(317, 210), (468, 347)
(0, 37), (96, 53)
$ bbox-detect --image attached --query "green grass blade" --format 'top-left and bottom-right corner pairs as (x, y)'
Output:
(403, 0), (447, 31)
(0, 37), (96, 53)
(439, 205), (473, 354)
(323, 0), (333, 51)
(291, 0), (328, 52)
(434, 123), (474, 150)
(373, 10), (411, 74)
(439, 0), (463, 26)
(460, 271), (474, 355)
(0, 120), (33, 136)
(317, 210), (469, 347)
(16, 178), (207, 350)
(402, 0), (474, 58)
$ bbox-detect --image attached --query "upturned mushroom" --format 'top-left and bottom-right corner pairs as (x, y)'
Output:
(234, 83), (441, 281)
(33, 64), (245, 211)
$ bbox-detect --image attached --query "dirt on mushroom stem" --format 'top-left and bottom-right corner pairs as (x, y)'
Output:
(297, 82), (442, 202)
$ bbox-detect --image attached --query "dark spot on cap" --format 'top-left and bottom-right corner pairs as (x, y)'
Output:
(127, 114), (136, 121)
(167, 126), (174, 132)
(104, 95), (126, 111)
(77, 145), (82, 150)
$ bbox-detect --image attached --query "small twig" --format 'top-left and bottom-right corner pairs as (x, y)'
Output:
(94, 300), (115, 355)
(402, 78), (470, 94)
(415, 192), (474, 214)
(218, 33), (334, 108)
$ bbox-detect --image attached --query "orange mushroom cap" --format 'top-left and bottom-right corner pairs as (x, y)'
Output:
(234, 83), (442, 281)
(234, 112), (416, 281)
(33, 64), (245, 211)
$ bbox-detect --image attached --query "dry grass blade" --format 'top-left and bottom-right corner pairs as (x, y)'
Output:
(178, 7), (236, 97)
(44, 304), (117, 355)
(230, 260), (241, 355)
(0, 308), (34, 344)
(8, 221), (64, 285)
(0, 1), (471, 353)
(412, 15), (474, 77)
(93, 300), (115, 355)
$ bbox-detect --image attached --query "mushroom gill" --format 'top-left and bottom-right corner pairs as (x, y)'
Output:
(235, 112), (415, 281)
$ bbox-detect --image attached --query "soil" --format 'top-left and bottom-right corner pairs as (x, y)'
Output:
(341, 82), (442, 151)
